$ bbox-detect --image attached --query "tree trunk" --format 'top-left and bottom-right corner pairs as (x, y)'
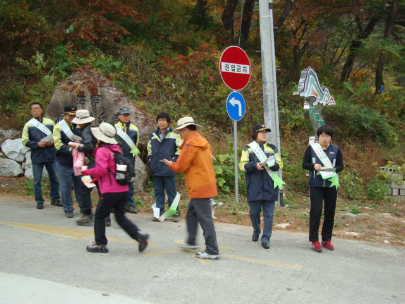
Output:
(275, 0), (297, 30)
(281, 42), (309, 90)
(240, 0), (256, 41)
(222, 0), (239, 34)
(375, 0), (399, 94)
(340, 15), (379, 82)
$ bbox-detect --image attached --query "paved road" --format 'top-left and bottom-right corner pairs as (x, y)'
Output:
(0, 196), (404, 304)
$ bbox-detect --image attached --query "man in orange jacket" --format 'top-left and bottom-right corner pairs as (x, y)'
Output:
(163, 117), (219, 260)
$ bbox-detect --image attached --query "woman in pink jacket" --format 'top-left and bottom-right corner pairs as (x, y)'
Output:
(82, 122), (149, 253)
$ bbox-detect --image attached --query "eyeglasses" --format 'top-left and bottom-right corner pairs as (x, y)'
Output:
(31, 107), (42, 110)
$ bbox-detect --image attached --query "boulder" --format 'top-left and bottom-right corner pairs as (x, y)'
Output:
(0, 128), (21, 142)
(45, 69), (156, 146)
(134, 156), (148, 192)
(1, 138), (30, 163)
(0, 158), (24, 177)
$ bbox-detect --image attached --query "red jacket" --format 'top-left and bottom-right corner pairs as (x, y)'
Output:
(169, 131), (217, 198)
(86, 144), (128, 194)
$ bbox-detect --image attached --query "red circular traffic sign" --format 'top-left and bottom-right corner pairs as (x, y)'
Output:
(219, 46), (251, 91)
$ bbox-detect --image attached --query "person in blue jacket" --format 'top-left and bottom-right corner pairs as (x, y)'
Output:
(53, 104), (83, 218)
(115, 107), (139, 214)
(22, 102), (61, 209)
(147, 112), (182, 221)
(302, 125), (344, 252)
(239, 124), (283, 249)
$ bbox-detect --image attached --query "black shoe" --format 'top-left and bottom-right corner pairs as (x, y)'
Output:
(262, 242), (270, 249)
(105, 217), (111, 227)
(137, 233), (149, 253)
(36, 203), (43, 209)
(65, 212), (74, 218)
(252, 234), (259, 242)
(51, 201), (63, 207)
(86, 242), (108, 253)
(76, 214), (94, 226)
(125, 205), (138, 214)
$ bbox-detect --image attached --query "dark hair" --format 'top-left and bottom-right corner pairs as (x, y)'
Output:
(30, 102), (42, 110)
(251, 132), (258, 141)
(156, 112), (171, 124)
(186, 125), (197, 131)
(317, 125), (334, 138)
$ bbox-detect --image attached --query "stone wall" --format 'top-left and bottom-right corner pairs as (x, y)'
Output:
(380, 167), (405, 202)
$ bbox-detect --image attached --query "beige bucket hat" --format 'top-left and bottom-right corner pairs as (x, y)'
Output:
(91, 122), (118, 145)
(71, 110), (95, 124)
(173, 117), (202, 134)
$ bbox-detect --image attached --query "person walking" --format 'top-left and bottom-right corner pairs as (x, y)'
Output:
(302, 125), (344, 252)
(115, 106), (140, 214)
(239, 124), (283, 249)
(162, 117), (219, 260)
(53, 104), (83, 218)
(83, 122), (149, 254)
(22, 102), (61, 209)
(147, 112), (182, 221)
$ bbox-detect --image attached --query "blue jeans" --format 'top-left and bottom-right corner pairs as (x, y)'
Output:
(56, 161), (83, 213)
(153, 176), (177, 215)
(248, 200), (275, 243)
(32, 162), (60, 204)
(126, 181), (135, 207)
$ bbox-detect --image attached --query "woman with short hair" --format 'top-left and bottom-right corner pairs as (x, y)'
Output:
(302, 125), (344, 252)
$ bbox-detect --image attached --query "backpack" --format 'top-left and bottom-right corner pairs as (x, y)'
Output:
(108, 151), (135, 185)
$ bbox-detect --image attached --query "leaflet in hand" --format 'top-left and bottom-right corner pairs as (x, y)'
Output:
(319, 170), (336, 179)
(81, 175), (96, 188)
(68, 142), (83, 148)
(40, 134), (54, 143)
(264, 154), (276, 167)
(320, 167), (335, 171)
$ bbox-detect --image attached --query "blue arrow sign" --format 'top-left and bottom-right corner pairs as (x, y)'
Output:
(226, 91), (246, 121)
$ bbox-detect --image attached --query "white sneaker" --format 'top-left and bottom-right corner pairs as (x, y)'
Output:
(180, 243), (198, 250)
(196, 251), (220, 260)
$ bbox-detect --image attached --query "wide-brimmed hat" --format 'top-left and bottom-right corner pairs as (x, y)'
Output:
(173, 117), (202, 134)
(118, 107), (130, 115)
(71, 110), (95, 124)
(64, 104), (77, 115)
(253, 124), (271, 133)
(91, 122), (118, 145)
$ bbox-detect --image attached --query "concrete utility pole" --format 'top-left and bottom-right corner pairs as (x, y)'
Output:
(259, 0), (283, 205)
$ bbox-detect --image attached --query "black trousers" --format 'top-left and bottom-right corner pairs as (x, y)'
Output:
(309, 187), (338, 242)
(94, 192), (140, 245)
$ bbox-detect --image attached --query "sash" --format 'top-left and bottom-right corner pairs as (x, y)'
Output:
(29, 118), (52, 136)
(310, 143), (339, 189)
(115, 126), (140, 157)
(58, 119), (82, 142)
(248, 141), (285, 189)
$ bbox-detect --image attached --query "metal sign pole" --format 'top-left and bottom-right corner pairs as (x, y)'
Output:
(234, 119), (239, 203)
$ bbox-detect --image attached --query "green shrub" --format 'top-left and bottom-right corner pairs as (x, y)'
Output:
(365, 177), (389, 201)
(324, 102), (397, 147)
(340, 171), (365, 200)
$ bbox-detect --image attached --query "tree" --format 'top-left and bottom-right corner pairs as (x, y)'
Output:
(375, 0), (400, 94)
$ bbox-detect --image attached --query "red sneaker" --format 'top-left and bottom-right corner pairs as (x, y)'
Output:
(322, 240), (334, 250)
(312, 241), (322, 252)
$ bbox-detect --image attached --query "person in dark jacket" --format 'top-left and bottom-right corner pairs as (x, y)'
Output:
(115, 107), (139, 214)
(70, 110), (97, 226)
(53, 104), (83, 218)
(302, 125), (344, 252)
(83, 122), (149, 254)
(147, 112), (182, 221)
(239, 124), (283, 249)
(22, 102), (61, 209)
